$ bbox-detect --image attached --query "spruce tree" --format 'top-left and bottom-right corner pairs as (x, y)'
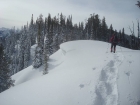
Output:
(121, 28), (125, 46)
(29, 14), (36, 46)
(108, 24), (113, 42)
(24, 26), (31, 68)
(43, 37), (48, 74)
(18, 26), (26, 71)
(33, 14), (44, 68)
(0, 44), (14, 93)
(48, 25), (53, 55)
(101, 17), (108, 41)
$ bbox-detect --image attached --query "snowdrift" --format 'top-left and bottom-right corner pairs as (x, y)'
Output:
(0, 40), (140, 105)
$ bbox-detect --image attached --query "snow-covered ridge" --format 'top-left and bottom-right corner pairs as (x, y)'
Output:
(0, 40), (140, 105)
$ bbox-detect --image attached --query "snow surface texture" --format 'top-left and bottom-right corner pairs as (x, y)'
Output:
(0, 40), (140, 105)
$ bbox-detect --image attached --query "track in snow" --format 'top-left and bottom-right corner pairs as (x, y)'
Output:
(93, 52), (123, 105)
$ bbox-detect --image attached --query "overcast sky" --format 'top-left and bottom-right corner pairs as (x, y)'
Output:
(0, 0), (140, 35)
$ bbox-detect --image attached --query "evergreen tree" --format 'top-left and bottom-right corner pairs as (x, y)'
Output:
(43, 37), (48, 74)
(101, 17), (108, 41)
(109, 24), (113, 36)
(85, 22), (89, 40)
(29, 14), (36, 46)
(121, 28), (125, 46)
(53, 32), (59, 53)
(90, 15), (94, 40)
(119, 30), (122, 45)
(18, 27), (25, 71)
(33, 14), (44, 68)
(33, 45), (42, 68)
(79, 22), (84, 40)
(24, 26), (31, 68)
(94, 14), (100, 40)
(0, 44), (14, 93)
(48, 25), (53, 55)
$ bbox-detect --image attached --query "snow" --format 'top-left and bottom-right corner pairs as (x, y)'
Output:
(0, 40), (140, 105)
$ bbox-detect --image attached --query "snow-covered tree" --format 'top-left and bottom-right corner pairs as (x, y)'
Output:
(24, 27), (31, 68)
(43, 37), (48, 74)
(29, 14), (36, 46)
(18, 26), (26, 71)
(0, 44), (14, 93)
(33, 45), (42, 68)
(53, 33), (59, 53)
(47, 25), (53, 55)
(33, 14), (44, 68)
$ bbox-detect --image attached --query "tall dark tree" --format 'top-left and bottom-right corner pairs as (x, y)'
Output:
(18, 26), (26, 71)
(43, 38), (48, 74)
(33, 14), (44, 68)
(29, 14), (36, 46)
(122, 28), (125, 46)
(24, 26), (31, 68)
(101, 17), (108, 41)
(94, 14), (101, 40)
(0, 44), (14, 93)
(110, 24), (113, 35)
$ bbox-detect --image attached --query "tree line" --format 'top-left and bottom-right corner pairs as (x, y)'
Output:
(4, 13), (140, 74)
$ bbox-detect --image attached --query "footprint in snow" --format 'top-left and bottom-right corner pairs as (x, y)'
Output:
(93, 68), (96, 70)
(125, 71), (131, 77)
(107, 60), (114, 68)
(79, 84), (84, 89)
(128, 60), (132, 64)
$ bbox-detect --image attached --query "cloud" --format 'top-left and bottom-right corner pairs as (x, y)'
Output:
(0, 0), (139, 35)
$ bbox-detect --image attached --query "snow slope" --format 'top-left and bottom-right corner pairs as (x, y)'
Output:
(0, 40), (140, 105)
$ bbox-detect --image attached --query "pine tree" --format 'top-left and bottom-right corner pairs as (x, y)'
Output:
(29, 14), (36, 46)
(53, 32), (59, 53)
(121, 28), (125, 46)
(33, 14), (44, 68)
(94, 14), (100, 40)
(24, 26), (31, 68)
(85, 22), (89, 40)
(18, 27), (25, 71)
(119, 30), (122, 45)
(33, 46), (42, 68)
(48, 25), (53, 55)
(43, 37), (48, 74)
(90, 15), (94, 40)
(0, 44), (14, 93)
(101, 17), (108, 41)
(108, 24), (114, 40)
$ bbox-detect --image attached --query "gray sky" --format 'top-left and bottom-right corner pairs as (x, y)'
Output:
(0, 0), (140, 35)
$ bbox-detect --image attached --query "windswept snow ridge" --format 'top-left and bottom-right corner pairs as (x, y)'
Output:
(94, 53), (123, 105)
